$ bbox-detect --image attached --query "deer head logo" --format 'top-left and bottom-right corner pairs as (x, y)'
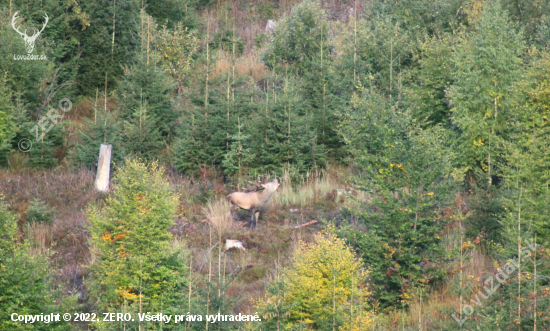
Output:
(12, 12), (49, 54)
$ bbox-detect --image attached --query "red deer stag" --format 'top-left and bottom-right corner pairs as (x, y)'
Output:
(227, 178), (279, 229)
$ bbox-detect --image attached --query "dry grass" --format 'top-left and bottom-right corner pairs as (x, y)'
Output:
(203, 197), (234, 235)
(272, 167), (340, 207)
(373, 216), (494, 330)
(211, 49), (268, 81)
(235, 52), (268, 81)
(25, 222), (53, 255)
(6, 152), (28, 172)
(0, 168), (99, 291)
(0, 163), (494, 329)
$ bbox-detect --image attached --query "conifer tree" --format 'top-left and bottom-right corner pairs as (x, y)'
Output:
(75, 0), (141, 95)
(256, 229), (373, 330)
(222, 117), (253, 176)
(263, 0), (330, 75)
(87, 160), (186, 330)
(405, 34), (455, 126)
(249, 76), (323, 173)
(0, 78), (16, 163)
(70, 110), (126, 169)
(447, 1), (525, 185)
(117, 57), (176, 140)
(339, 89), (457, 308)
(122, 104), (164, 161)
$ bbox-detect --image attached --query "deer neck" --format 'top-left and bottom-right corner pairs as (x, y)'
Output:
(256, 188), (274, 203)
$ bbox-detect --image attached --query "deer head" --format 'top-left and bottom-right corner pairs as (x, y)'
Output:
(12, 12), (49, 54)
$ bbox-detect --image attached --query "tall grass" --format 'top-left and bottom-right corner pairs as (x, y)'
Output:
(203, 197), (234, 235)
(272, 167), (339, 207)
(25, 222), (53, 255)
(7, 152), (27, 172)
(212, 50), (267, 81)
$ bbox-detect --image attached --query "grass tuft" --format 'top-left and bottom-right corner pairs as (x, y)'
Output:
(203, 197), (234, 235)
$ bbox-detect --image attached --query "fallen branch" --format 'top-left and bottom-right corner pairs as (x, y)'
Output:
(293, 220), (317, 229)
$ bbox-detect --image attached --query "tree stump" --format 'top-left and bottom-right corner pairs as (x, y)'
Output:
(95, 144), (112, 192)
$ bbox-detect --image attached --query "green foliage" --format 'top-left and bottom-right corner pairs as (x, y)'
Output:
(87, 160), (186, 330)
(73, 0), (141, 95)
(256, 230), (373, 330)
(263, 1), (344, 162)
(0, 8), (54, 112)
(222, 117), (254, 176)
(369, 0), (467, 34)
(339, 89), (457, 308)
(499, 51), (550, 243)
(250, 77), (324, 173)
(117, 56), (176, 139)
(174, 74), (324, 175)
(69, 110), (126, 169)
(355, 17), (412, 98)
(406, 34), (455, 125)
(156, 21), (199, 91)
(0, 77), (16, 160)
(263, 0), (330, 74)
(447, 1), (525, 182)
(8, 108), (67, 169)
(173, 73), (256, 174)
(2, 0), (550, 327)
(145, 0), (198, 29)
(26, 199), (56, 224)
(0, 197), (74, 331)
(536, 14), (550, 48)
(501, 0), (550, 44)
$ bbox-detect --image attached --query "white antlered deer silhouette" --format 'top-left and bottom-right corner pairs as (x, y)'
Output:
(227, 178), (280, 229)
(12, 12), (49, 54)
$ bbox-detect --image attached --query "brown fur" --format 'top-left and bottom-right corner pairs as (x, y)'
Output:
(227, 178), (280, 229)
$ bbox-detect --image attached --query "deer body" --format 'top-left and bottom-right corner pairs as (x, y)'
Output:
(227, 178), (279, 229)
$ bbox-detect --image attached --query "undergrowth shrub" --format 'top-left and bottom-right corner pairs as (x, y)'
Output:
(26, 199), (56, 224)
(0, 197), (74, 330)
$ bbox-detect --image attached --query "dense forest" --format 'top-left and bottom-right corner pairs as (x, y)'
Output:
(0, 0), (549, 329)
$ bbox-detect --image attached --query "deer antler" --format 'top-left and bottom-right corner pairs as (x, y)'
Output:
(11, 12), (27, 38)
(37, 13), (48, 35)
(29, 13), (48, 39)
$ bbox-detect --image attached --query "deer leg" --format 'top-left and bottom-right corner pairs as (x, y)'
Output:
(249, 209), (256, 229)
(255, 211), (260, 229)
(229, 203), (236, 221)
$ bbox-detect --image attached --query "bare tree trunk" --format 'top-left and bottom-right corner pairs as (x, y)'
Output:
(111, 0), (116, 56)
(517, 188), (522, 330)
(206, 225), (212, 331)
(353, 1), (357, 88)
(534, 233), (537, 331)
(205, 12), (210, 124)
(94, 87), (98, 123)
(104, 72), (108, 144)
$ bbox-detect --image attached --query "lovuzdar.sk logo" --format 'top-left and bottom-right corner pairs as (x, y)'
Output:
(12, 11), (48, 61)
